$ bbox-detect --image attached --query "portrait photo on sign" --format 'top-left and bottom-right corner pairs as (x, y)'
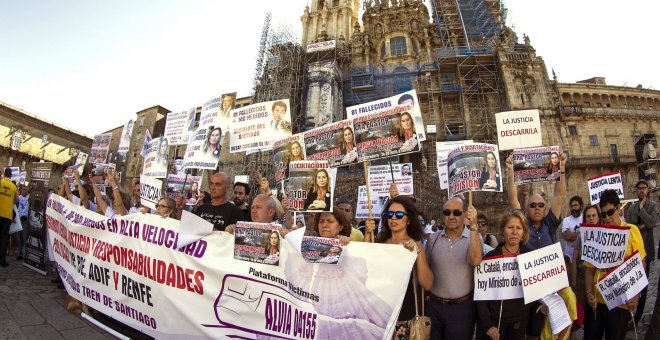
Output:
(447, 143), (502, 196)
(234, 222), (280, 266)
(304, 120), (357, 167)
(286, 161), (332, 212)
(272, 135), (306, 184)
(512, 146), (562, 184)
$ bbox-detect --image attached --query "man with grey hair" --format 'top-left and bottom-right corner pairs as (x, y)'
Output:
(226, 194), (277, 234)
(195, 172), (244, 231)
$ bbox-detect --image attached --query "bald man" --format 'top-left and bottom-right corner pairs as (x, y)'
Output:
(195, 172), (244, 231)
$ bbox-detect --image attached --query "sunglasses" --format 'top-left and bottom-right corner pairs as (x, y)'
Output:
(477, 221), (488, 226)
(529, 202), (545, 209)
(442, 209), (463, 217)
(600, 207), (618, 218)
(386, 211), (407, 219)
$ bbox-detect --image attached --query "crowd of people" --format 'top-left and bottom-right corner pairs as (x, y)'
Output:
(1, 147), (659, 340)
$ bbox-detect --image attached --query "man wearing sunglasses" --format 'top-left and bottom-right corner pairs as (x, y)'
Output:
(425, 196), (483, 339)
(582, 189), (646, 339)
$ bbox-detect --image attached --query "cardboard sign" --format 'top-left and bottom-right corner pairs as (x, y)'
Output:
(579, 224), (631, 269)
(353, 104), (421, 161)
(517, 243), (569, 304)
(229, 99), (292, 153)
(368, 163), (414, 197)
(495, 109), (542, 151)
(587, 171), (624, 205)
(512, 146), (561, 184)
(234, 222), (281, 266)
(140, 175), (163, 210)
(474, 254), (524, 301)
(164, 110), (192, 145)
(303, 120), (358, 167)
(436, 140), (473, 190)
(596, 251), (648, 310)
(273, 134), (306, 184)
(447, 143), (502, 197)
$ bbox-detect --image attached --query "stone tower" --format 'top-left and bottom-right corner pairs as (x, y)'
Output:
(301, 0), (359, 47)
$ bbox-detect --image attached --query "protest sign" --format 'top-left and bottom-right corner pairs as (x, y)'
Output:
(474, 254), (524, 301)
(347, 89), (425, 141)
(273, 134), (306, 184)
(294, 213), (307, 229)
(517, 243), (568, 304)
(229, 99), (292, 153)
(540, 293), (572, 336)
(182, 125), (222, 170)
(301, 236), (344, 265)
(90, 133), (112, 164)
(587, 171), (624, 205)
(303, 120), (358, 167)
(495, 109), (542, 151)
(46, 194), (415, 339)
(75, 152), (88, 175)
(9, 166), (20, 181)
(89, 163), (116, 191)
(142, 136), (169, 178)
(165, 174), (201, 204)
(368, 163), (414, 198)
(18, 171), (26, 185)
(286, 161), (333, 212)
(234, 175), (249, 185)
(596, 251), (648, 310)
(118, 119), (133, 156)
(140, 175), (163, 210)
(356, 185), (384, 219)
(436, 140), (473, 190)
(234, 222), (281, 266)
(179, 108), (197, 145)
(25, 162), (52, 275)
(447, 143), (502, 197)
(218, 92), (236, 130)
(164, 110), (192, 145)
(353, 104), (421, 161)
(579, 224), (630, 269)
(199, 97), (223, 129)
(512, 146), (562, 184)
(140, 129), (152, 158)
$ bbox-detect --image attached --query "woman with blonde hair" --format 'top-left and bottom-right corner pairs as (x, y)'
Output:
(304, 169), (331, 211)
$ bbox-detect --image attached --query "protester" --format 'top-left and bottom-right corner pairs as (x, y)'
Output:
(366, 196), (433, 339)
(583, 189), (646, 339)
(194, 172), (243, 231)
(128, 179), (142, 214)
(572, 204), (600, 337)
(233, 182), (251, 222)
(304, 169), (331, 211)
(155, 197), (177, 219)
(92, 173), (131, 218)
(477, 213), (498, 248)
(305, 209), (352, 246)
(626, 179), (657, 325)
(0, 167), (18, 268)
(174, 195), (186, 219)
(16, 185), (29, 260)
(477, 209), (530, 340)
(562, 196), (583, 266)
(335, 200), (364, 241)
(479, 151), (501, 191)
(425, 196), (482, 339)
(204, 127), (222, 158)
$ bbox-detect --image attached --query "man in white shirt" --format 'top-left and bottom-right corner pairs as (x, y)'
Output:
(561, 195), (583, 266)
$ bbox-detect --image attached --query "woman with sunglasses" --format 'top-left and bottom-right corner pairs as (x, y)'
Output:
(477, 209), (530, 340)
(583, 189), (646, 339)
(155, 197), (177, 219)
(366, 196), (433, 339)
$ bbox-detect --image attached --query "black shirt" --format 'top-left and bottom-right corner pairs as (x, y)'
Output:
(241, 206), (252, 222)
(195, 202), (244, 231)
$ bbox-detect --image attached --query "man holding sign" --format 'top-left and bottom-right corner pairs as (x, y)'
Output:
(583, 189), (646, 340)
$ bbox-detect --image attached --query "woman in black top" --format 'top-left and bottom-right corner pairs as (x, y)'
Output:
(477, 209), (530, 340)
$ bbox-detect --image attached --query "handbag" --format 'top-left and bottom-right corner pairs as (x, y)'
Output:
(9, 206), (22, 235)
(408, 268), (431, 340)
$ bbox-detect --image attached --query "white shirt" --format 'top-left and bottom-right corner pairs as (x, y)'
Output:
(561, 214), (582, 262)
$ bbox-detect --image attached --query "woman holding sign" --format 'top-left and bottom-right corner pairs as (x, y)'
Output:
(304, 169), (331, 211)
(476, 209), (530, 340)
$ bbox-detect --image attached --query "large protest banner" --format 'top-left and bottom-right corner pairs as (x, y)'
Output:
(165, 174), (202, 204)
(90, 133), (112, 164)
(587, 171), (624, 205)
(347, 89), (426, 142)
(579, 224), (631, 269)
(356, 185), (384, 219)
(118, 119), (134, 156)
(447, 143), (502, 197)
(142, 136), (169, 178)
(303, 120), (358, 167)
(46, 195), (415, 339)
(164, 110), (192, 145)
(495, 109), (542, 151)
(512, 146), (562, 184)
(517, 243), (569, 304)
(229, 99), (292, 153)
(273, 134), (306, 184)
(183, 125), (222, 171)
(368, 163), (414, 197)
(474, 254), (524, 301)
(24, 162), (52, 275)
(436, 140), (472, 190)
(595, 251), (648, 310)
(353, 103), (421, 161)
(140, 175), (163, 210)
(286, 161), (333, 212)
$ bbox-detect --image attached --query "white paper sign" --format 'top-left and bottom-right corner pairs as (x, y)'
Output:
(436, 140), (472, 190)
(355, 185), (384, 219)
(368, 163), (414, 197)
(517, 243), (569, 304)
(474, 254), (524, 301)
(596, 251), (649, 310)
(164, 110), (191, 145)
(229, 99), (292, 153)
(140, 175), (163, 210)
(579, 224), (631, 269)
(118, 119), (133, 156)
(495, 109), (542, 151)
(540, 292), (572, 335)
(182, 125), (222, 170)
(142, 136), (169, 178)
(587, 171), (624, 205)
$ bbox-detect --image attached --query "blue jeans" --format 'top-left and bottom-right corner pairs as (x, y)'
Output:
(426, 298), (476, 340)
(17, 217), (28, 258)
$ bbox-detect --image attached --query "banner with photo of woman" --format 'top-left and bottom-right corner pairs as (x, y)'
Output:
(234, 222), (281, 266)
(301, 236), (344, 265)
(353, 104), (421, 161)
(183, 125), (223, 170)
(273, 134), (306, 184)
(118, 119), (133, 156)
(286, 161), (333, 212)
(142, 136), (169, 178)
(512, 146), (562, 184)
(166, 174), (202, 204)
(447, 143), (502, 197)
(303, 120), (358, 168)
(229, 99), (292, 153)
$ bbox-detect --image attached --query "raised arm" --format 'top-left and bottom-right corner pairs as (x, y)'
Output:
(506, 154), (521, 210)
(550, 152), (567, 219)
(106, 171), (127, 216)
(59, 177), (68, 199)
(73, 170), (90, 209)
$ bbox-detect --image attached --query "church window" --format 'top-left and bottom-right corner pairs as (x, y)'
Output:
(390, 36), (407, 56)
(589, 135), (599, 146)
(568, 126), (577, 135)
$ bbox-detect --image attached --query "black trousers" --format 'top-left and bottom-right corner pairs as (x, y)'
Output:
(584, 303), (631, 340)
(0, 217), (11, 265)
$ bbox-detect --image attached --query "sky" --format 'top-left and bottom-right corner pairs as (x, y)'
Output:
(0, 0), (658, 137)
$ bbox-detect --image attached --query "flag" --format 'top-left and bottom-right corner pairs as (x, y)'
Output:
(140, 129), (152, 157)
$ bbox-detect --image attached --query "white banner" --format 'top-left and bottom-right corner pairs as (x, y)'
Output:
(306, 40), (336, 53)
(140, 175), (163, 210)
(436, 140), (472, 190)
(579, 224), (631, 269)
(368, 163), (413, 197)
(596, 251), (648, 310)
(142, 136), (169, 178)
(495, 109), (542, 151)
(118, 119), (133, 156)
(517, 243), (569, 304)
(182, 126), (222, 170)
(355, 185), (384, 219)
(474, 254), (524, 301)
(587, 171), (624, 205)
(230, 99), (292, 153)
(46, 194), (415, 339)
